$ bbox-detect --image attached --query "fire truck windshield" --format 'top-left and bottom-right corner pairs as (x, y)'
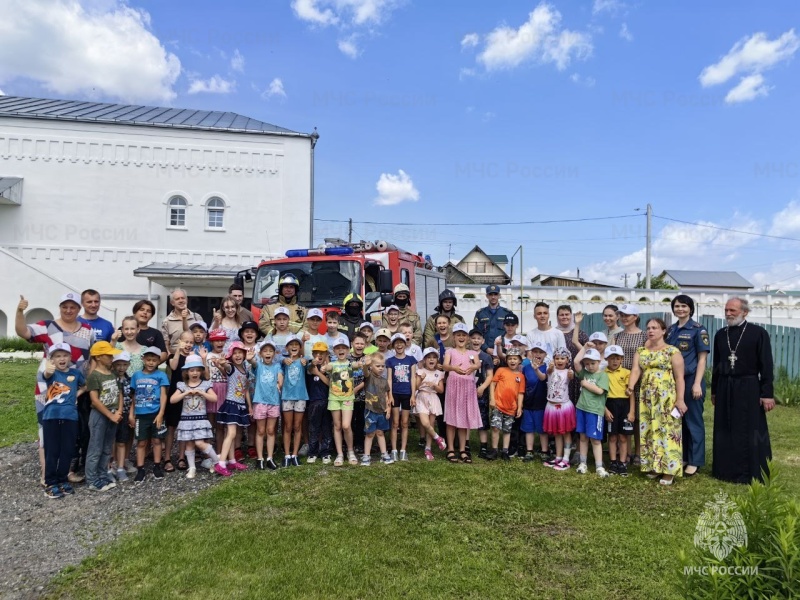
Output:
(253, 260), (361, 308)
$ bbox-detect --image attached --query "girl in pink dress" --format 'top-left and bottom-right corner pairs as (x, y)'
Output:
(443, 323), (482, 463)
(543, 347), (576, 471)
(415, 348), (447, 460)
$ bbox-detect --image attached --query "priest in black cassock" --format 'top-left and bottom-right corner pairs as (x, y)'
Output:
(711, 297), (775, 484)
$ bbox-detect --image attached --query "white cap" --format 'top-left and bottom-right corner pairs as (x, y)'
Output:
(143, 346), (162, 356)
(182, 355), (205, 370)
(359, 321), (375, 331)
(307, 308), (324, 320)
(386, 304), (400, 313)
(274, 306), (290, 317)
(113, 351), (131, 363)
(588, 332), (608, 343)
(285, 334), (302, 346)
(190, 321), (208, 332)
(617, 303), (639, 316)
(332, 335), (350, 348)
(422, 347), (439, 359)
(48, 342), (72, 357)
(59, 292), (81, 306)
(604, 345), (624, 358)
(259, 339), (277, 350)
(583, 348), (602, 361)
(529, 340), (547, 353)
(390, 333), (406, 344)
(452, 323), (469, 334)
(511, 334), (529, 349)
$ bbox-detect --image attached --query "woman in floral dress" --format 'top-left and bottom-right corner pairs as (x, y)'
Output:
(628, 318), (687, 485)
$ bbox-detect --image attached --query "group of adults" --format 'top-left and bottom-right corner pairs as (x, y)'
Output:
(15, 278), (774, 486)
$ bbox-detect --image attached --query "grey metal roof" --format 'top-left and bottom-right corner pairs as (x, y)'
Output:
(134, 263), (254, 278)
(0, 95), (305, 136)
(662, 270), (753, 288)
(0, 177), (22, 193)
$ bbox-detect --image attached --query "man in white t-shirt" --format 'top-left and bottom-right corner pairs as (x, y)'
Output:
(526, 302), (566, 359)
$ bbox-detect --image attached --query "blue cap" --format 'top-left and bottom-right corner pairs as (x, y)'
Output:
(486, 284), (501, 294)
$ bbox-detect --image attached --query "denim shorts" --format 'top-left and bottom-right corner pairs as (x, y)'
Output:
(364, 410), (391, 434)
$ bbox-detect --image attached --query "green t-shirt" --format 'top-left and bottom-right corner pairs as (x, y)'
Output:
(576, 369), (609, 416)
(86, 370), (120, 411)
(328, 360), (355, 402)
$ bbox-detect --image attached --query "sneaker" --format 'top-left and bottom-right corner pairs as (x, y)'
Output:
(59, 483), (75, 495)
(321, 455), (332, 465)
(424, 449), (434, 461)
(186, 467), (197, 479)
(282, 456), (292, 468)
(247, 446), (257, 459)
(228, 461), (248, 471)
(522, 452), (536, 462)
(124, 459), (137, 475)
(200, 458), (214, 471)
(382, 453), (395, 465)
(418, 437), (426, 448)
(576, 463), (588, 474)
(617, 462), (629, 477)
(106, 469), (117, 482)
(291, 456), (300, 467)
(256, 459), (265, 470)
(543, 458), (559, 468)
(360, 455), (371, 467)
(152, 464), (164, 479)
(265, 458), (279, 471)
(87, 481), (106, 492)
(298, 443), (309, 457)
(348, 452), (358, 465)
(391, 450), (398, 462)
(45, 485), (64, 499)
(541, 452), (554, 463)
(334, 455), (344, 467)
(500, 450), (511, 461)
(102, 478), (117, 490)
(399, 450), (408, 462)
(435, 436), (447, 451)
(479, 447), (489, 460)
(553, 459), (571, 471)
(214, 463), (232, 477)
(596, 466), (610, 478)
(307, 456), (317, 464)
(485, 449), (498, 461)
(134, 468), (146, 484)
(116, 468), (129, 482)
(234, 448), (244, 462)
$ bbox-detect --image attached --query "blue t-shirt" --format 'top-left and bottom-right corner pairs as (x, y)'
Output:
(282, 358), (309, 401)
(253, 361), (282, 406)
(386, 354), (417, 395)
(131, 369), (170, 415)
(192, 341), (212, 353)
(521, 359), (548, 411)
(306, 364), (329, 401)
(78, 316), (116, 343)
(41, 368), (85, 421)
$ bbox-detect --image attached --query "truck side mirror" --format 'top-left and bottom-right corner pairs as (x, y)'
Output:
(233, 274), (244, 289)
(381, 293), (394, 307)
(378, 269), (393, 293)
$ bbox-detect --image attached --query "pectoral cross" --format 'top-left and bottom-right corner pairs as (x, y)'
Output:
(728, 353), (737, 369)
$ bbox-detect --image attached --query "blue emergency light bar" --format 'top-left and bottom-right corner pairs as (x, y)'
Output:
(285, 247), (355, 257)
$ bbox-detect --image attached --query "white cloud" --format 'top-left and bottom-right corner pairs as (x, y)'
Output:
(373, 169), (419, 206)
(699, 29), (799, 103)
(725, 73), (770, 104)
(473, 3), (592, 72)
(187, 75), (235, 94)
(0, 89), (5, 96)
(338, 37), (360, 58)
(769, 200), (800, 236)
(592, 0), (625, 15)
(0, 0), (180, 103)
(261, 77), (286, 100)
(570, 72), (596, 87)
(461, 33), (479, 50)
(291, 0), (339, 25)
(231, 49), (245, 73)
(619, 23), (633, 42)
(459, 67), (477, 80)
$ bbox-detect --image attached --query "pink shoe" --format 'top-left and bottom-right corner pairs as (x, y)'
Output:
(228, 461), (248, 471)
(424, 449), (435, 461)
(553, 460), (570, 472)
(435, 436), (446, 451)
(214, 463), (232, 477)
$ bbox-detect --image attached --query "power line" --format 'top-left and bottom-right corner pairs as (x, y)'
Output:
(654, 215), (800, 243)
(314, 214), (640, 227)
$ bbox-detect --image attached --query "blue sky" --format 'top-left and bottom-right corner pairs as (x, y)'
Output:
(3, 0), (800, 289)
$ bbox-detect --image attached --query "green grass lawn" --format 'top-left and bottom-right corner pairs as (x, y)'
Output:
(2, 361), (797, 599)
(0, 360), (40, 447)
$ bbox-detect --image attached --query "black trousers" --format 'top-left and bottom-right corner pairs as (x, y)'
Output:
(43, 419), (78, 486)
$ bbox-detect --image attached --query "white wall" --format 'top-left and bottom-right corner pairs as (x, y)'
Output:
(0, 117), (311, 330)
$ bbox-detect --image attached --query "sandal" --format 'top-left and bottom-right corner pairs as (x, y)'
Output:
(446, 450), (458, 463)
(176, 458), (189, 471)
(163, 460), (175, 473)
(684, 466), (698, 477)
(659, 477), (674, 486)
(459, 451), (472, 464)
(646, 471), (659, 479)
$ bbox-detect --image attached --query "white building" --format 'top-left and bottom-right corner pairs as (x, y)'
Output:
(0, 96), (317, 334)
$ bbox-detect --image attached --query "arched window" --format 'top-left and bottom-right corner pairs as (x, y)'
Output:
(615, 296), (626, 302)
(206, 197), (225, 229)
(590, 295), (602, 301)
(567, 295), (579, 301)
(168, 196), (187, 228)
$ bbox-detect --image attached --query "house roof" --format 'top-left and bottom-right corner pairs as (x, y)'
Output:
(661, 270), (753, 289)
(487, 254), (508, 264)
(0, 95), (306, 136)
(531, 273), (618, 288)
(443, 261), (476, 284)
(134, 263), (253, 278)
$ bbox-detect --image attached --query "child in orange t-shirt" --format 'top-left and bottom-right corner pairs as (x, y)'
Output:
(488, 347), (525, 460)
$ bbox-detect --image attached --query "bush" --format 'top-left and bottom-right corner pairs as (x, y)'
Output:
(774, 367), (800, 407)
(0, 337), (43, 352)
(463, 293), (476, 299)
(679, 463), (799, 598)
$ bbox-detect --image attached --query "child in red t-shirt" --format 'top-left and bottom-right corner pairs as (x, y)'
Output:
(488, 348), (525, 460)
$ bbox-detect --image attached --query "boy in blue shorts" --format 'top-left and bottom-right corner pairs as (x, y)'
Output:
(361, 353), (394, 465)
(573, 347), (610, 478)
(130, 347), (169, 484)
(520, 341), (549, 462)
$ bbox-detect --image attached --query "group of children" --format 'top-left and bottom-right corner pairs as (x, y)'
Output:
(39, 304), (636, 499)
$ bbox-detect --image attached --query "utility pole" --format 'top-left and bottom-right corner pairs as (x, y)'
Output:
(621, 273), (629, 287)
(348, 218), (353, 244)
(645, 203), (652, 289)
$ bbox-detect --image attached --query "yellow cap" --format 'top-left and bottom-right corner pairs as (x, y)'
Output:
(90, 341), (122, 357)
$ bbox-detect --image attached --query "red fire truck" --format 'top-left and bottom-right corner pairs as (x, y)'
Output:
(238, 240), (446, 329)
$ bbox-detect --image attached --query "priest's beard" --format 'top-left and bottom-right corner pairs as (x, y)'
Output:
(726, 315), (746, 327)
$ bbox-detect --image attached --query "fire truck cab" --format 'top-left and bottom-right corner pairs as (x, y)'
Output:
(241, 240), (446, 329)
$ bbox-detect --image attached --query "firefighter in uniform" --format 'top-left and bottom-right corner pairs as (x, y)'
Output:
(339, 294), (364, 341)
(258, 274), (307, 335)
(381, 283), (422, 345)
(423, 289), (465, 347)
(472, 284), (511, 355)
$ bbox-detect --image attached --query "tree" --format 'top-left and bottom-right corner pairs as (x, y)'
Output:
(635, 273), (679, 290)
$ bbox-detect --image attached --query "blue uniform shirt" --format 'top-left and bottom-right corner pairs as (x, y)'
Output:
(473, 305), (511, 352)
(666, 319), (710, 376)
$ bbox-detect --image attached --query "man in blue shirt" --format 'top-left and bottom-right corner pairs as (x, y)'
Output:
(78, 289), (115, 342)
(473, 285), (511, 357)
(666, 295), (710, 476)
